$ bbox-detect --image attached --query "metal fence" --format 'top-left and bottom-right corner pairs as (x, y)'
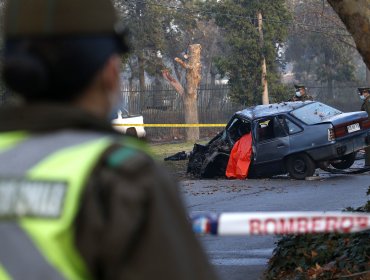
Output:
(122, 83), (365, 141)
(121, 84), (243, 141)
(0, 82), (365, 142)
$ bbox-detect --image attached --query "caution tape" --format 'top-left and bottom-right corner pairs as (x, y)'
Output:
(112, 124), (226, 127)
(191, 212), (370, 236)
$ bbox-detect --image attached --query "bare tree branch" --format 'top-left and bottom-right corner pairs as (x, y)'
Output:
(175, 57), (190, 69)
(161, 69), (185, 96)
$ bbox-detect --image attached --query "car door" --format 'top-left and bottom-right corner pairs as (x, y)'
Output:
(254, 115), (290, 165)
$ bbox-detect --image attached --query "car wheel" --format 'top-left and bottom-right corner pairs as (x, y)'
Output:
(286, 153), (316, 180)
(125, 127), (138, 137)
(330, 152), (356, 170)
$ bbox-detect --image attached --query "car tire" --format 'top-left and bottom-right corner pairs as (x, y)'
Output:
(330, 152), (356, 170)
(125, 127), (138, 137)
(286, 153), (316, 180)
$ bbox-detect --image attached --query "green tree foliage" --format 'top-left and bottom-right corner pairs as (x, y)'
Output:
(285, 0), (358, 100)
(265, 188), (370, 279)
(201, 0), (292, 105)
(115, 0), (169, 90)
(114, 0), (196, 89)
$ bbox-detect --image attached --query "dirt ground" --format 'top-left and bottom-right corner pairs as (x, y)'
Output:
(162, 159), (192, 180)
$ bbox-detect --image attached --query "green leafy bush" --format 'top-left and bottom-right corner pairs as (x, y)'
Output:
(265, 188), (370, 280)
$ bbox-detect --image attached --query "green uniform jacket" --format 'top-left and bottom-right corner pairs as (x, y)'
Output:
(0, 104), (217, 280)
(361, 95), (370, 166)
(361, 95), (370, 119)
(290, 94), (314, 102)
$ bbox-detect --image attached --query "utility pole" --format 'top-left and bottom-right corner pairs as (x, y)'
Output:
(257, 11), (269, 105)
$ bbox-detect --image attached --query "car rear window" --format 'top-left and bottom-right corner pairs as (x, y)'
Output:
(290, 102), (342, 125)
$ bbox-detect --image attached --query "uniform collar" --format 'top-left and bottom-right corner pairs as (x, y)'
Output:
(0, 103), (118, 134)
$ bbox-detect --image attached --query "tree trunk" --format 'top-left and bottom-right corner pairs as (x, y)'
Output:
(126, 59), (136, 113)
(206, 69), (217, 110)
(366, 67), (370, 86)
(206, 32), (217, 87)
(261, 57), (269, 104)
(184, 44), (202, 141)
(258, 11), (269, 105)
(162, 44), (202, 141)
(327, 0), (370, 69)
(184, 95), (199, 141)
(210, 70), (216, 88)
(174, 63), (182, 84)
(162, 70), (185, 96)
(138, 54), (145, 111)
(128, 76), (134, 113)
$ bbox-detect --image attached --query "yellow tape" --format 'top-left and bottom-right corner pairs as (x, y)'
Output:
(112, 124), (226, 127)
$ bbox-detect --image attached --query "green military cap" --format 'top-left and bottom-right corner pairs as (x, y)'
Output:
(294, 84), (306, 90)
(4, 0), (127, 51)
(358, 87), (370, 94)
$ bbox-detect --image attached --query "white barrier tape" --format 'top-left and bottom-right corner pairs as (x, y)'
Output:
(191, 212), (370, 236)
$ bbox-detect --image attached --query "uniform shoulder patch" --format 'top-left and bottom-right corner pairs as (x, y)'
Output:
(107, 147), (138, 168)
(106, 137), (152, 168)
(0, 178), (67, 219)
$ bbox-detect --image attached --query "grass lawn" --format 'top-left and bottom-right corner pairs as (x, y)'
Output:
(150, 142), (198, 159)
(149, 141), (207, 180)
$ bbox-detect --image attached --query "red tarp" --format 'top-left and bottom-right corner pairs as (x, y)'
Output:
(226, 133), (252, 179)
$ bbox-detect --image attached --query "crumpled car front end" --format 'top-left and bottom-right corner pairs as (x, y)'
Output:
(187, 132), (232, 178)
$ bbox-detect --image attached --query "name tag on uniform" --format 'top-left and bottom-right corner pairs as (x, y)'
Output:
(0, 178), (67, 219)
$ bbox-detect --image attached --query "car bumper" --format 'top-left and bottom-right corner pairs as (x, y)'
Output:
(307, 131), (370, 161)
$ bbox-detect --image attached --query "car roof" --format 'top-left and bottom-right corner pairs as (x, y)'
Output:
(236, 101), (315, 119)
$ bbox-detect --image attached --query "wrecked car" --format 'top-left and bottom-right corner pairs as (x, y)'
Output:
(187, 101), (370, 180)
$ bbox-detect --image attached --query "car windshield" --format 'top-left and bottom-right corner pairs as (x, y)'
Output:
(290, 102), (342, 124)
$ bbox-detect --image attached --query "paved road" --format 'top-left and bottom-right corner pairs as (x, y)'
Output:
(181, 166), (370, 280)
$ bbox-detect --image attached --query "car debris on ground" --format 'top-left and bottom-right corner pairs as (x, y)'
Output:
(164, 151), (190, 161)
(187, 132), (232, 178)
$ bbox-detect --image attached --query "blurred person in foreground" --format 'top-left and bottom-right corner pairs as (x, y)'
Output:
(0, 0), (217, 279)
(290, 85), (313, 102)
(358, 87), (370, 168)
